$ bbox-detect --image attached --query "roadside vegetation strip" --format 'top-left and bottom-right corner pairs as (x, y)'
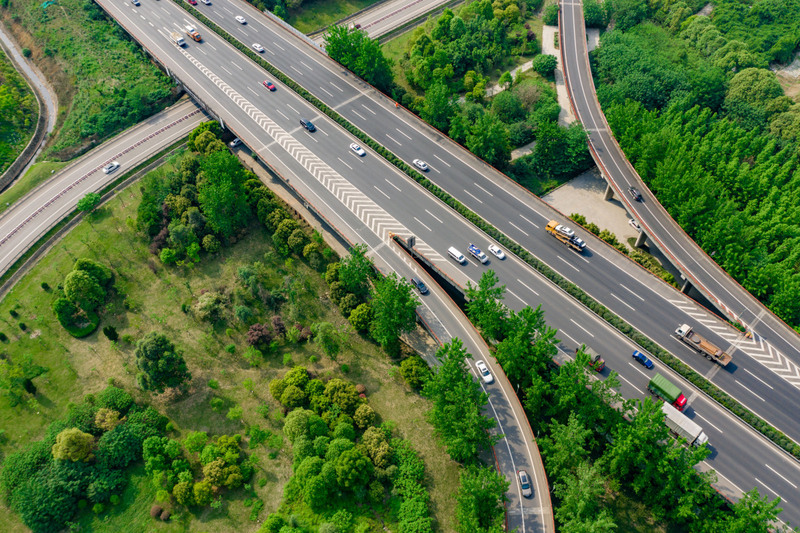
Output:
(171, 1), (800, 461)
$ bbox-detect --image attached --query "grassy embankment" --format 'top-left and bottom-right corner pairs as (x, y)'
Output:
(0, 150), (459, 532)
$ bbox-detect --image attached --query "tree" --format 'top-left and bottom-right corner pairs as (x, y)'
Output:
(714, 488), (783, 533)
(247, 323), (274, 347)
(466, 113), (511, 168)
(498, 71), (513, 89)
(423, 339), (497, 463)
(353, 404), (375, 429)
(723, 68), (788, 130)
(491, 91), (525, 123)
(554, 463), (616, 532)
(421, 82), (456, 132)
(531, 54), (557, 78)
(197, 151), (251, 239)
(311, 321), (347, 360)
(338, 244), (373, 297)
(193, 479), (214, 506)
(348, 302), (373, 332)
(455, 465), (509, 533)
(370, 273), (419, 354)
(543, 3), (559, 25)
(94, 408), (122, 431)
(611, 0), (650, 31)
(335, 447), (373, 489)
(77, 192), (102, 215)
(324, 26), (394, 93)
(400, 355), (431, 390)
(134, 332), (191, 393)
(494, 306), (558, 389)
(465, 270), (507, 340)
(540, 413), (592, 481)
(64, 269), (105, 311)
(52, 427), (95, 462)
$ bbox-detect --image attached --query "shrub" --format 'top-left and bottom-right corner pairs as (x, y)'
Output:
(400, 356), (430, 390)
(208, 379), (220, 389)
(531, 54), (558, 78)
(543, 3), (559, 25)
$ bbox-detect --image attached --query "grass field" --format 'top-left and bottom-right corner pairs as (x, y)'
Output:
(0, 151), (459, 531)
(288, 0), (384, 34)
(0, 0), (176, 161)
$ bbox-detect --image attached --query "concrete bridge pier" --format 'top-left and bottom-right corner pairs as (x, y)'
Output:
(604, 183), (615, 201)
(635, 230), (647, 248)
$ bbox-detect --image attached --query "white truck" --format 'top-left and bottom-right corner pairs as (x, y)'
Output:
(170, 32), (186, 47)
(661, 402), (708, 447)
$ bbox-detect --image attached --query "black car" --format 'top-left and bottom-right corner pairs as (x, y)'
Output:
(410, 277), (428, 295)
(300, 118), (316, 132)
(628, 186), (643, 202)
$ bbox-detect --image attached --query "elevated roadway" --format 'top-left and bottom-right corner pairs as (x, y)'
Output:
(557, 1), (800, 397)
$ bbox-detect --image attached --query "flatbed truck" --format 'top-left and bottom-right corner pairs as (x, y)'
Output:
(675, 324), (732, 366)
(545, 220), (586, 252)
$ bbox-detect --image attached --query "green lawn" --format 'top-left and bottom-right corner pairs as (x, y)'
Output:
(3, 0), (176, 160)
(0, 152), (459, 531)
(288, 0), (384, 34)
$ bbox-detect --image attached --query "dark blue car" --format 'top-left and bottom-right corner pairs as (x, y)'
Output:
(632, 350), (653, 369)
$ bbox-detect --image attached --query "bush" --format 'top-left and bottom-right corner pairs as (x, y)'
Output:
(531, 54), (558, 78)
(543, 3), (560, 25)
(400, 356), (431, 390)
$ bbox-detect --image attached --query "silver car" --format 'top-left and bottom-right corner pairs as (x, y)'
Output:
(350, 143), (366, 157)
(102, 161), (120, 174)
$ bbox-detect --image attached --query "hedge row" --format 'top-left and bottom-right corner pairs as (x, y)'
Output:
(170, 2), (800, 460)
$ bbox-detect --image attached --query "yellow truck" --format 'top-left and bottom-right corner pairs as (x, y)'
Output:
(185, 26), (202, 42)
(545, 220), (586, 252)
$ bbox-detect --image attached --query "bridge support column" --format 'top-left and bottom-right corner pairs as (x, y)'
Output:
(604, 183), (614, 201)
(680, 276), (691, 294)
(635, 231), (647, 248)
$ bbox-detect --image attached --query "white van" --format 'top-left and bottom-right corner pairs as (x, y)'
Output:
(447, 246), (466, 264)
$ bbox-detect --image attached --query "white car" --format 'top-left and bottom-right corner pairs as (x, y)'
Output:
(555, 224), (575, 237)
(200, 0), (211, 4)
(252, 43), (265, 53)
(628, 218), (641, 232)
(350, 143), (366, 157)
(475, 360), (493, 384)
(413, 159), (429, 172)
(235, 15), (246, 24)
(488, 244), (505, 260)
(102, 161), (120, 174)
(518, 470), (533, 498)
(229, 138), (242, 147)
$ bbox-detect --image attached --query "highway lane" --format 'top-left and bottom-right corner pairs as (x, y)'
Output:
(99, 0), (800, 523)
(0, 99), (206, 277)
(165, 0), (800, 448)
(557, 1), (800, 399)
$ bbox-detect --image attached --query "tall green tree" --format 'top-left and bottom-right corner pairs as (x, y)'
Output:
(197, 151), (251, 239)
(466, 113), (511, 168)
(370, 273), (419, 354)
(421, 82), (456, 132)
(713, 488), (783, 533)
(134, 332), (191, 393)
(465, 270), (507, 340)
(0, 355), (46, 407)
(495, 306), (558, 390)
(338, 243), (373, 297)
(423, 339), (497, 463)
(455, 465), (509, 533)
(554, 462), (616, 532)
(324, 26), (394, 93)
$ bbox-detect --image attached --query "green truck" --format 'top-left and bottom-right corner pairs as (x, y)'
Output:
(648, 373), (687, 411)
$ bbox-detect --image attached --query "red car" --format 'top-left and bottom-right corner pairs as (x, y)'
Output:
(262, 80), (276, 91)
(187, 0), (197, 5)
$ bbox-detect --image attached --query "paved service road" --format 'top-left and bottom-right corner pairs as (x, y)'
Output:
(0, 99), (206, 278)
(557, 1), (800, 400)
(96, 0), (800, 525)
